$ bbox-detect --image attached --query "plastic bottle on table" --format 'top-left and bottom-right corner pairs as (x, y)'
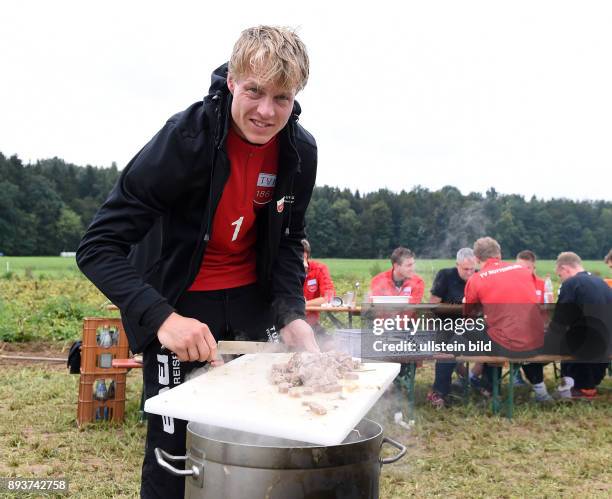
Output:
(544, 274), (554, 303)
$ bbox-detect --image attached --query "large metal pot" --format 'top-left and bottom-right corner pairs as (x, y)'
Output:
(155, 418), (406, 499)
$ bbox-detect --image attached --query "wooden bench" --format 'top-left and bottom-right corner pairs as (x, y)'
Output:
(394, 354), (611, 420)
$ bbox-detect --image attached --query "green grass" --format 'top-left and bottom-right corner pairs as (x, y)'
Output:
(1, 257), (610, 343)
(0, 278), (114, 342)
(319, 257), (611, 295)
(375, 363), (612, 497)
(0, 256), (80, 278)
(2, 255), (610, 282)
(0, 364), (145, 498)
(0, 361), (609, 497)
(1, 258), (610, 497)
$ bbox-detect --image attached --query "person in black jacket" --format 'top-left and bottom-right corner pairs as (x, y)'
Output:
(426, 247), (476, 408)
(552, 252), (612, 399)
(77, 26), (319, 499)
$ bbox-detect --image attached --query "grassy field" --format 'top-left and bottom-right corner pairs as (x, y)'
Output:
(0, 254), (610, 342)
(0, 256), (81, 278)
(2, 254), (610, 278)
(0, 257), (611, 497)
(0, 360), (609, 498)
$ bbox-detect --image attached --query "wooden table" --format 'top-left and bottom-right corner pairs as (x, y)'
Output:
(305, 305), (362, 328)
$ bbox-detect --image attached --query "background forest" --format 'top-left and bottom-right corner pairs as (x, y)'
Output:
(1, 152), (610, 259)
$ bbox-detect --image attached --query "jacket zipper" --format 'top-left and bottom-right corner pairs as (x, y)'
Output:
(180, 93), (229, 297)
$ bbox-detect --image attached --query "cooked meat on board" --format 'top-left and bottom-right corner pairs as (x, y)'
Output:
(270, 351), (361, 396)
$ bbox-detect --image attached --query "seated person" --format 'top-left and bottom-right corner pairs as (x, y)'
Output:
(464, 237), (544, 354)
(369, 246), (424, 304)
(426, 248), (476, 408)
(605, 249), (612, 287)
(464, 237), (546, 396)
(552, 252), (612, 399)
(514, 250), (550, 396)
(302, 239), (335, 335)
(369, 247), (424, 377)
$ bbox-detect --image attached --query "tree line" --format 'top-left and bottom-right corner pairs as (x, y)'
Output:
(1, 152), (610, 259)
(0, 153), (117, 255)
(307, 186), (612, 259)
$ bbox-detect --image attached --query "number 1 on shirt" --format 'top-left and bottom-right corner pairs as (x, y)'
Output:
(231, 216), (244, 242)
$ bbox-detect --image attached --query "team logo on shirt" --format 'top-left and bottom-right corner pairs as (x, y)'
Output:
(307, 278), (318, 293)
(277, 197), (285, 213)
(254, 173), (276, 205)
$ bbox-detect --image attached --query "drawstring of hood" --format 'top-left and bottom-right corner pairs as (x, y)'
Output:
(201, 62), (233, 243)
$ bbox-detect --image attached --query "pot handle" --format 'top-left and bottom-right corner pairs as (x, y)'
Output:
(379, 436), (407, 465)
(154, 448), (201, 479)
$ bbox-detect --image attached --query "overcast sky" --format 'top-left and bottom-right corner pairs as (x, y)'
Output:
(2, 0), (611, 201)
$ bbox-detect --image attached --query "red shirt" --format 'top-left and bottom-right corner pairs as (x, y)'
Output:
(303, 260), (335, 324)
(369, 269), (425, 303)
(189, 128), (278, 291)
(464, 258), (544, 351)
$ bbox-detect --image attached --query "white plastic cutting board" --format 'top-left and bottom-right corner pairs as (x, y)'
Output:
(144, 353), (400, 446)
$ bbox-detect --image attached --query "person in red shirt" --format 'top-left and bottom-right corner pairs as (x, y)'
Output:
(516, 250), (545, 303)
(369, 247), (424, 380)
(301, 239), (335, 330)
(464, 237), (544, 353)
(463, 238), (546, 397)
(369, 247), (425, 303)
(514, 249), (554, 400)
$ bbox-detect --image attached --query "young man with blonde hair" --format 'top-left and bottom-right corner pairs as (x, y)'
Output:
(77, 26), (318, 498)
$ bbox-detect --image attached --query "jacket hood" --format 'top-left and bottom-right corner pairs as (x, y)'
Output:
(207, 62), (302, 117)
(209, 63), (231, 96)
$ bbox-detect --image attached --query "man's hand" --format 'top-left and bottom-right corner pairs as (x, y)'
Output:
(280, 319), (320, 352)
(157, 312), (217, 362)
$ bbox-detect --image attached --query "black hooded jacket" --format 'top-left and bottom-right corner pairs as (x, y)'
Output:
(76, 64), (317, 353)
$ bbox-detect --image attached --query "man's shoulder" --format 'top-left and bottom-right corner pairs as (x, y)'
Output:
(293, 122), (317, 174)
(310, 260), (329, 272)
(412, 273), (425, 285)
(371, 269), (392, 283)
(294, 122), (317, 150)
(481, 260), (529, 276)
(166, 101), (209, 140)
(436, 267), (457, 280)
(573, 272), (612, 293)
(564, 273), (587, 288)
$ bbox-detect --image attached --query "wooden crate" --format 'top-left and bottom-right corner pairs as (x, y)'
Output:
(80, 317), (129, 375)
(77, 373), (127, 426)
(78, 317), (130, 426)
